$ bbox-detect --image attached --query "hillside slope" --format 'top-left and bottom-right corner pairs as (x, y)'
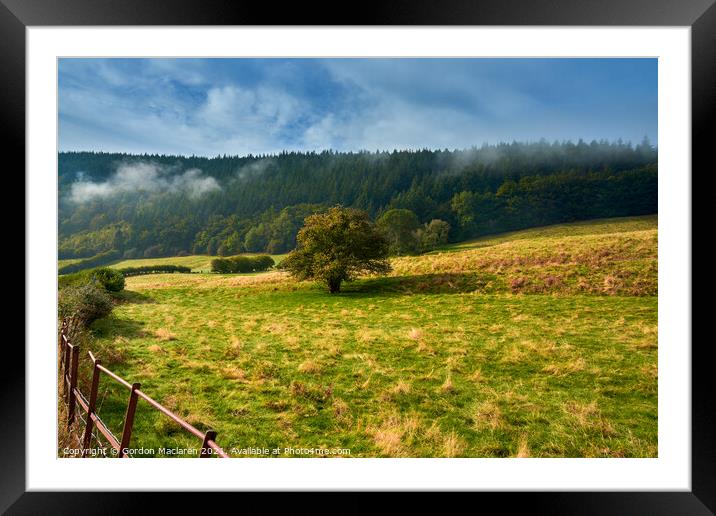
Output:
(58, 143), (657, 259)
(86, 215), (658, 458)
(387, 215), (657, 296)
(121, 215), (657, 296)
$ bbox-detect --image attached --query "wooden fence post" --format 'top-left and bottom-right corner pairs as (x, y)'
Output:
(58, 324), (64, 394)
(118, 382), (141, 457)
(67, 344), (79, 428)
(200, 430), (217, 458)
(57, 322), (64, 361)
(63, 338), (71, 401)
(81, 358), (102, 456)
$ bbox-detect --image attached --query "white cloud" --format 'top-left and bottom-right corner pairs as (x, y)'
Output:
(198, 85), (302, 132)
(70, 162), (220, 203)
(59, 58), (656, 156)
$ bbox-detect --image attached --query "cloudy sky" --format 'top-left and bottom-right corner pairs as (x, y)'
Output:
(58, 58), (657, 156)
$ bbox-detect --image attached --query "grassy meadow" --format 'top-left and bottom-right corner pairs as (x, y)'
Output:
(59, 253), (288, 273)
(80, 215), (658, 458)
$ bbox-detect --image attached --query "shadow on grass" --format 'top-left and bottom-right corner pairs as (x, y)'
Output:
(113, 289), (155, 305)
(91, 316), (147, 340)
(341, 272), (497, 296)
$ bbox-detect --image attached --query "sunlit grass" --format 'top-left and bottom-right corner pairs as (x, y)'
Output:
(109, 253), (288, 272)
(60, 253), (289, 273)
(81, 216), (657, 458)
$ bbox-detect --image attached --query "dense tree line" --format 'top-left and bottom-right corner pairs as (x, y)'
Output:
(58, 140), (657, 259)
(377, 209), (451, 255)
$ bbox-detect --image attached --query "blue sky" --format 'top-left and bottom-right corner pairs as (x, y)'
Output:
(58, 58), (657, 156)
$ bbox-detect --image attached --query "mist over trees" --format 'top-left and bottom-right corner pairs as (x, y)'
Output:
(58, 139), (657, 259)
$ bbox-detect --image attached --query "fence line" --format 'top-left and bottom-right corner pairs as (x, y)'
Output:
(58, 319), (229, 458)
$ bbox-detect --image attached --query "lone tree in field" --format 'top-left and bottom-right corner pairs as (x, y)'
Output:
(282, 206), (391, 293)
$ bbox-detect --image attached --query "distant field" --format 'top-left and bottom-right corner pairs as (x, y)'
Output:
(392, 214), (657, 297)
(57, 257), (85, 269)
(440, 215), (657, 252)
(59, 253), (288, 273)
(81, 216), (657, 458)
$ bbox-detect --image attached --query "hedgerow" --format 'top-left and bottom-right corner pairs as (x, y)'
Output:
(58, 282), (114, 326)
(59, 267), (125, 292)
(211, 255), (275, 274)
(118, 265), (192, 276)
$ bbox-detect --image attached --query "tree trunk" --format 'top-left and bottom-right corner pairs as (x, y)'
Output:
(328, 277), (342, 294)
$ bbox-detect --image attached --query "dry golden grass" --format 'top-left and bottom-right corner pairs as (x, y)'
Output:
(153, 328), (177, 341)
(332, 398), (352, 427)
(408, 328), (424, 340)
(367, 413), (420, 457)
(501, 345), (527, 364)
(641, 364), (658, 379)
(125, 271), (292, 290)
(355, 328), (387, 343)
(84, 216), (657, 458)
(221, 366), (247, 381)
(416, 341), (436, 355)
(543, 357), (587, 376)
(298, 360), (322, 374)
(440, 373), (455, 393)
(565, 400), (600, 426)
(382, 379), (411, 401)
(472, 399), (503, 431)
(442, 430), (465, 457)
(388, 227), (657, 296)
(516, 434), (531, 458)
(563, 400), (615, 436)
(284, 334), (300, 348)
(470, 368), (485, 384)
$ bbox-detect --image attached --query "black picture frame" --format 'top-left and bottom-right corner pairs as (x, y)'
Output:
(5, 0), (711, 512)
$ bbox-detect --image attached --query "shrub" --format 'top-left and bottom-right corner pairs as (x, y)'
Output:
(58, 269), (93, 290)
(416, 219), (451, 252)
(91, 267), (125, 292)
(229, 256), (253, 273)
(377, 208), (420, 256)
(59, 267), (125, 292)
(211, 258), (232, 273)
(118, 265), (192, 276)
(211, 254), (275, 274)
(58, 282), (114, 326)
(252, 255), (276, 271)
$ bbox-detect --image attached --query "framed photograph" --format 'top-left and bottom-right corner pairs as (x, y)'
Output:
(7, 0), (712, 512)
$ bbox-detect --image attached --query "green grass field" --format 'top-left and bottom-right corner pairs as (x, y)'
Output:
(78, 215), (657, 458)
(57, 257), (85, 268)
(59, 253), (288, 273)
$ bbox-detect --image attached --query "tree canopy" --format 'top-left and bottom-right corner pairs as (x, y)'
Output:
(281, 206), (391, 293)
(377, 209), (421, 255)
(58, 140), (657, 260)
